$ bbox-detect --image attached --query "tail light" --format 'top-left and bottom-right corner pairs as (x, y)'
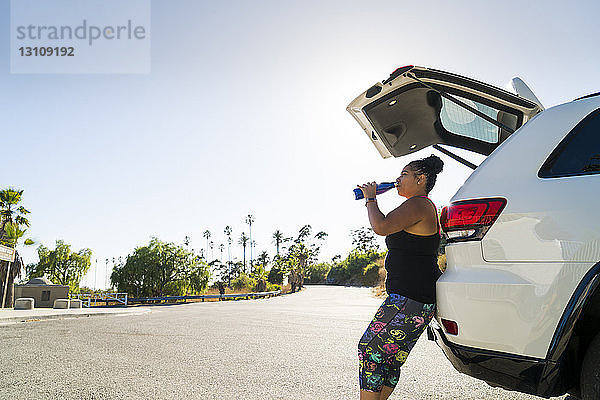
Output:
(440, 198), (506, 242)
(441, 319), (459, 335)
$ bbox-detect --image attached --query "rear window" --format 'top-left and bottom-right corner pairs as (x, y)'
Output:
(539, 108), (600, 178)
(440, 95), (518, 144)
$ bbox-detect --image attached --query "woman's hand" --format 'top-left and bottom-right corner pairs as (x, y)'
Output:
(357, 182), (377, 198)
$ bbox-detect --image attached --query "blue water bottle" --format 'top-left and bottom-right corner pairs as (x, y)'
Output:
(353, 182), (397, 200)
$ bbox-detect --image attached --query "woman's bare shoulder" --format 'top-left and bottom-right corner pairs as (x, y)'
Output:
(401, 197), (438, 235)
(402, 196), (434, 210)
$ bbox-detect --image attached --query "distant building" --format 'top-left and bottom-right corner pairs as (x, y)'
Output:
(13, 277), (69, 308)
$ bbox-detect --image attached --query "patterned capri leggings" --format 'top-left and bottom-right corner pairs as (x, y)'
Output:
(358, 294), (435, 392)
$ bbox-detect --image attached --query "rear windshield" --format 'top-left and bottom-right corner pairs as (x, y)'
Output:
(440, 95), (518, 144)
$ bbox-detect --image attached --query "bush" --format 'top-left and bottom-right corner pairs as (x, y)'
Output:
(346, 251), (379, 276)
(266, 282), (281, 291)
(306, 262), (331, 283)
(254, 278), (267, 292)
(326, 264), (351, 284)
(77, 286), (99, 294)
(326, 250), (384, 285)
(268, 266), (284, 285)
(361, 261), (382, 286)
(232, 273), (256, 291)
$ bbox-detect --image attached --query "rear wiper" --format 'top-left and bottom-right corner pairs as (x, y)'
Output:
(407, 73), (515, 134)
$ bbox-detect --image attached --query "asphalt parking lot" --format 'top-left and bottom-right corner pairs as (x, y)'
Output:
(0, 286), (569, 399)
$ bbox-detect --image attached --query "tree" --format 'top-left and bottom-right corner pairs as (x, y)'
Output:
(111, 238), (210, 297)
(0, 188), (30, 238)
(255, 250), (269, 274)
(251, 263), (268, 292)
(0, 224), (30, 307)
(306, 262), (331, 283)
(238, 232), (249, 273)
(203, 230), (211, 260)
(290, 242), (309, 289)
(213, 260), (229, 284)
(272, 230), (283, 257)
(256, 250), (269, 267)
(326, 250), (382, 286)
(224, 226), (233, 285)
(267, 261), (284, 285)
(283, 226), (328, 290)
(296, 224), (312, 243)
(224, 225), (232, 265)
(351, 227), (380, 253)
(245, 214), (255, 267)
(0, 188), (33, 307)
(28, 240), (92, 292)
(219, 243), (224, 262)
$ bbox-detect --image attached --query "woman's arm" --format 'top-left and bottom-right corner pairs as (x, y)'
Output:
(358, 181), (428, 236)
(366, 198), (424, 236)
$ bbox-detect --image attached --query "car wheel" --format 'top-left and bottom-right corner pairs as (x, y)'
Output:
(581, 332), (600, 400)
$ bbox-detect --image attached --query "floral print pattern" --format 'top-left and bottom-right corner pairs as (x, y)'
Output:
(358, 294), (435, 392)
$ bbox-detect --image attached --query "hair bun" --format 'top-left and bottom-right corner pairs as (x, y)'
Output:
(424, 155), (444, 175)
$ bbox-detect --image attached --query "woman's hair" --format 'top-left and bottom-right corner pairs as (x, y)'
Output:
(408, 155), (444, 193)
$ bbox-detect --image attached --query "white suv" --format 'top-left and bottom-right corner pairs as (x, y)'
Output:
(347, 65), (600, 399)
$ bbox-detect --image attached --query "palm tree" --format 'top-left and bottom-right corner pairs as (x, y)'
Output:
(253, 251), (269, 291)
(219, 243), (224, 262)
(245, 214), (255, 267)
(209, 241), (214, 261)
(297, 224), (312, 243)
(226, 237), (233, 284)
(224, 226), (232, 280)
(272, 230), (283, 257)
(0, 188), (33, 308)
(315, 231), (328, 241)
(105, 259), (109, 290)
(256, 250), (269, 269)
(0, 189), (30, 237)
(0, 224), (28, 308)
(238, 232), (249, 273)
(203, 230), (211, 260)
(293, 242), (310, 290)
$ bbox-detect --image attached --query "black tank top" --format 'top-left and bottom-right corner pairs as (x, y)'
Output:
(384, 197), (441, 304)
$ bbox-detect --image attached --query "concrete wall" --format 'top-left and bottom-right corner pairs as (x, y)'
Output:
(13, 285), (69, 308)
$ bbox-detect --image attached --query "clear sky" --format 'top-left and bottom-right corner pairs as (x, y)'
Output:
(2, 0), (599, 289)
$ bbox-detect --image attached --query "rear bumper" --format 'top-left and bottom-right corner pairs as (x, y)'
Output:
(427, 321), (568, 398)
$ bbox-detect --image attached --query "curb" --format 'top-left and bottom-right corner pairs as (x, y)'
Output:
(0, 308), (150, 325)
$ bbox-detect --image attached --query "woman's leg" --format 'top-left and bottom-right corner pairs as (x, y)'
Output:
(380, 385), (395, 400)
(360, 389), (382, 400)
(358, 295), (436, 398)
(358, 384), (394, 399)
(358, 296), (407, 396)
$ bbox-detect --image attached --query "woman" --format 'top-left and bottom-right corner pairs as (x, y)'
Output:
(356, 155), (444, 400)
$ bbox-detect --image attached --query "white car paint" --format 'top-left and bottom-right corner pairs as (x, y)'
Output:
(436, 95), (600, 358)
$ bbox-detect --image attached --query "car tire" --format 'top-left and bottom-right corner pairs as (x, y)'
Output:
(581, 332), (600, 400)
